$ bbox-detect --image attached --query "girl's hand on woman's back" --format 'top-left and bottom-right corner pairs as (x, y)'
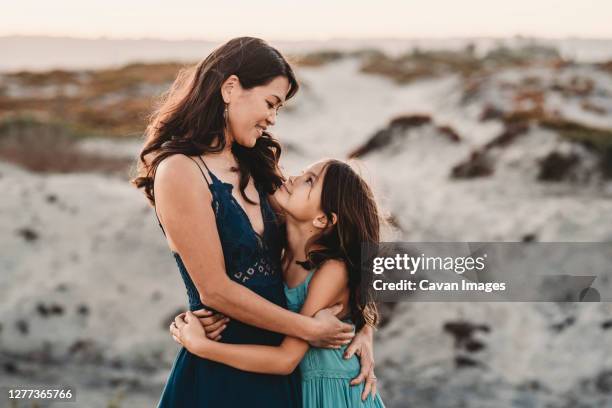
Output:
(170, 311), (214, 353)
(192, 308), (229, 341)
(170, 309), (228, 342)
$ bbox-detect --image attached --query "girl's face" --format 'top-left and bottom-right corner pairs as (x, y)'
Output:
(274, 160), (330, 225)
(224, 75), (289, 148)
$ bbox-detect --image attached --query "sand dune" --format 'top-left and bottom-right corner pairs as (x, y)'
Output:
(2, 44), (612, 406)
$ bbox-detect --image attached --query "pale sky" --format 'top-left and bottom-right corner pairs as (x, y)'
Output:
(2, 0), (612, 40)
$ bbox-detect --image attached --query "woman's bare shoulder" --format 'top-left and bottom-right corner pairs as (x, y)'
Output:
(154, 154), (211, 203)
(156, 154), (196, 177)
(155, 154), (204, 185)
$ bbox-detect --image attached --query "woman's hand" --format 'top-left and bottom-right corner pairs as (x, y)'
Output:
(308, 303), (355, 348)
(344, 325), (377, 401)
(169, 311), (212, 354)
(191, 308), (229, 341)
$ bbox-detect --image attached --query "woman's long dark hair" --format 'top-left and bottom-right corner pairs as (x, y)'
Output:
(304, 160), (381, 330)
(131, 37), (299, 205)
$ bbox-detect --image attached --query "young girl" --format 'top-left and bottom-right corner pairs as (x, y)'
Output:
(171, 159), (386, 407)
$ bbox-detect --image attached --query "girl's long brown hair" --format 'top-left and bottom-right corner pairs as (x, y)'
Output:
(131, 37), (299, 205)
(304, 160), (381, 330)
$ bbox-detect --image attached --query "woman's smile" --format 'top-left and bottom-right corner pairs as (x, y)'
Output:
(255, 124), (266, 136)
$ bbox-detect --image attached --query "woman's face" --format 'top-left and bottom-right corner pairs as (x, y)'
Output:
(273, 160), (329, 223)
(226, 75), (290, 148)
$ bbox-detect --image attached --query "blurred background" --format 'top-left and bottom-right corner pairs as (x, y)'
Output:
(1, 1), (612, 407)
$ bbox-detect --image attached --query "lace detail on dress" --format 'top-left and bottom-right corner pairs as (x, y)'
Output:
(233, 256), (275, 283)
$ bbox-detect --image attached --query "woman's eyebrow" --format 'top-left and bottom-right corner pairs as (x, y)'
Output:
(271, 94), (284, 106)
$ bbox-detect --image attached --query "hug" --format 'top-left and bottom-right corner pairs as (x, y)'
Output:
(132, 36), (386, 408)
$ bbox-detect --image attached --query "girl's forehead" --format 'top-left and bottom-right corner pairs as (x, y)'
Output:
(305, 160), (328, 175)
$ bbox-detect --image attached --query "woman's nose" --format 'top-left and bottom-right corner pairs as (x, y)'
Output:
(267, 110), (277, 126)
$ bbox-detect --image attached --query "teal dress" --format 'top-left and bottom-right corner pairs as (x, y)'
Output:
(284, 270), (386, 408)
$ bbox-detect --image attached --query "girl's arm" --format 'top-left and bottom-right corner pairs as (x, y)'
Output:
(155, 155), (354, 346)
(172, 260), (349, 375)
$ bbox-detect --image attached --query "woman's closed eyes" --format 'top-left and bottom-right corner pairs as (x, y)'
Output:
(266, 101), (281, 112)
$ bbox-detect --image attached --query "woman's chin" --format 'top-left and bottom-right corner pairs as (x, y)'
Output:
(235, 135), (258, 148)
(247, 134), (259, 147)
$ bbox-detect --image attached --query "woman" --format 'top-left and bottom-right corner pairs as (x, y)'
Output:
(171, 159), (386, 407)
(131, 37), (377, 407)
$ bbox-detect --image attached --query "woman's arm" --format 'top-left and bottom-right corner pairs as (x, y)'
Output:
(171, 260), (349, 375)
(155, 155), (353, 345)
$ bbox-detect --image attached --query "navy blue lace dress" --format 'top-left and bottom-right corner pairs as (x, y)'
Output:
(154, 155), (301, 408)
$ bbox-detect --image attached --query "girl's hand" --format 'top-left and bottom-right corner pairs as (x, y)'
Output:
(192, 308), (229, 341)
(344, 325), (377, 401)
(169, 311), (212, 353)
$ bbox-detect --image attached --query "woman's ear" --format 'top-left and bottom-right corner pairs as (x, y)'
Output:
(221, 74), (240, 103)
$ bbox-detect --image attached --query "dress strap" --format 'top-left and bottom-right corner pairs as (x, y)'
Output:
(305, 269), (316, 287)
(193, 155), (227, 186)
(196, 154), (213, 173)
(186, 155), (213, 186)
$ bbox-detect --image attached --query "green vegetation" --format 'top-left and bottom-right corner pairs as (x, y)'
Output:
(359, 48), (481, 84)
(540, 117), (612, 153)
(290, 50), (345, 67)
(0, 62), (185, 139)
(0, 114), (133, 175)
(359, 44), (564, 84)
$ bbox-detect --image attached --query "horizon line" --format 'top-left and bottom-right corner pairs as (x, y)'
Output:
(3, 34), (612, 42)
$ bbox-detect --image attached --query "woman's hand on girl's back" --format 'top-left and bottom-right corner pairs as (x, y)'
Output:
(308, 303), (355, 348)
(344, 325), (378, 400)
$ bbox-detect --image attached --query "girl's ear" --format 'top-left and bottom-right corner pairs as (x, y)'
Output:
(221, 74), (240, 103)
(312, 213), (337, 229)
(312, 214), (327, 229)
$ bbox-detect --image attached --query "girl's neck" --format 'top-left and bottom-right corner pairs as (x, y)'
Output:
(283, 219), (317, 270)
